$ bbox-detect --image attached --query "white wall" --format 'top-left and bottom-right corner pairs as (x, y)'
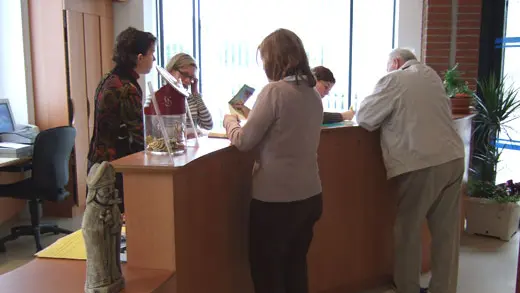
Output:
(113, 0), (158, 96)
(396, 0), (424, 60)
(0, 0), (30, 124)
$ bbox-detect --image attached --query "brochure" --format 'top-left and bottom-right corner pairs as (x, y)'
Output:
(208, 85), (255, 139)
(228, 84), (255, 120)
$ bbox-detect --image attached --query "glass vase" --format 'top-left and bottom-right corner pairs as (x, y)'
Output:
(145, 114), (187, 155)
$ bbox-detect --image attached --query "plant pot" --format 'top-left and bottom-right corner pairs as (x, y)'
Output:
(450, 93), (473, 115)
(464, 197), (520, 241)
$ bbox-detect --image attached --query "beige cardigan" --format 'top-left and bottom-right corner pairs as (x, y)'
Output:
(224, 78), (323, 202)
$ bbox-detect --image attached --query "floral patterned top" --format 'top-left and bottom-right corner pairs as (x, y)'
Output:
(87, 66), (144, 167)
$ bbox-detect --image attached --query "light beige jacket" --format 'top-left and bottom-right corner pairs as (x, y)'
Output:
(356, 60), (464, 179)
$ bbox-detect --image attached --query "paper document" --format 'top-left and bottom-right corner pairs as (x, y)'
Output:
(322, 121), (355, 127)
(208, 130), (227, 139)
(35, 230), (86, 260)
(0, 142), (30, 149)
(35, 227), (127, 262)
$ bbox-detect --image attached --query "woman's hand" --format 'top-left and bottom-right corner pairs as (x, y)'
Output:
(191, 76), (199, 95)
(341, 110), (355, 121)
(234, 104), (250, 119)
(223, 114), (240, 127)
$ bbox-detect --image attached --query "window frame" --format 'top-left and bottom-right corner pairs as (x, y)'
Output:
(155, 0), (398, 109)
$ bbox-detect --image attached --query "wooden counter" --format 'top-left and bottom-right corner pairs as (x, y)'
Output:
(0, 115), (474, 293)
(0, 259), (175, 293)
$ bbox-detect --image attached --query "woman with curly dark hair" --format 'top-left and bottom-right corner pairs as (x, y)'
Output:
(223, 28), (323, 293)
(87, 27), (156, 213)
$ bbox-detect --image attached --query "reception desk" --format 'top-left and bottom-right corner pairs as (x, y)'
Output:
(0, 115), (473, 293)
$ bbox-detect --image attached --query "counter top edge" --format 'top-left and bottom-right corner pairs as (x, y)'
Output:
(112, 113), (475, 172)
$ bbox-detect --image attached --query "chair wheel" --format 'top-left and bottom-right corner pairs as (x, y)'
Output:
(0, 244), (6, 253)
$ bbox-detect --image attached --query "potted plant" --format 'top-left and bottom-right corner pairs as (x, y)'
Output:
(465, 74), (520, 241)
(465, 180), (520, 240)
(443, 63), (474, 114)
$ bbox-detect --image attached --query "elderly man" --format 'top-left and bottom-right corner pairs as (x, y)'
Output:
(352, 49), (465, 293)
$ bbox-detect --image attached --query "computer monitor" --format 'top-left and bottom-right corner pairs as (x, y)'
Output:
(0, 99), (15, 133)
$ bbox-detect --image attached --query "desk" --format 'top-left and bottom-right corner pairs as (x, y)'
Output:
(0, 157), (31, 168)
(0, 115), (474, 293)
(0, 157), (32, 225)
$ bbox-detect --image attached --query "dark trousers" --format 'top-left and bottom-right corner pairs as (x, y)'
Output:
(114, 173), (125, 213)
(249, 194), (323, 293)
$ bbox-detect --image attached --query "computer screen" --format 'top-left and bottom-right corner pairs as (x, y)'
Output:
(0, 100), (15, 133)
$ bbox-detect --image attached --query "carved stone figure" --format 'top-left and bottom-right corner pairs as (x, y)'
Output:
(82, 162), (125, 293)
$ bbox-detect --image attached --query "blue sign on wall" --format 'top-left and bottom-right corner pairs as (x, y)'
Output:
(496, 138), (520, 151)
(495, 37), (520, 48)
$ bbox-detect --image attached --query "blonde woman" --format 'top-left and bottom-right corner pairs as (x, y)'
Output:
(166, 53), (213, 136)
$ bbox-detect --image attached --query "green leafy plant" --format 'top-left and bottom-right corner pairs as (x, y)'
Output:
(443, 63), (473, 98)
(471, 74), (520, 185)
(468, 180), (520, 203)
(468, 74), (520, 203)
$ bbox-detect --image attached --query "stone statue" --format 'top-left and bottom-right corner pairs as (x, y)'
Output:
(82, 161), (125, 293)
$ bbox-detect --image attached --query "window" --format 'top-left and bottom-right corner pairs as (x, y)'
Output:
(156, 0), (397, 127)
(351, 0), (396, 109)
(156, 0), (195, 68)
(503, 0), (520, 89)
(496, 0), (520, 183)
(0, 0), (29, 124)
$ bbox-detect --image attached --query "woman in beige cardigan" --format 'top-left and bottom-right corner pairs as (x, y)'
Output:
(224, 28), (323, 293)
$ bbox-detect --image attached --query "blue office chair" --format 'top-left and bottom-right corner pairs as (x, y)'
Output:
(0, 126), (76, 252)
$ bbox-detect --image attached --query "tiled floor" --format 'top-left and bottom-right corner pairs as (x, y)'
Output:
(0, 215), (82, 275)
(362, 232), (519, 293)
(0, 215), (518, 293)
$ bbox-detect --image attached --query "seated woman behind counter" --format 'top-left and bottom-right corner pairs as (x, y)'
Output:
(312, 66), (354, 123)
(165, 53), (213, 136)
